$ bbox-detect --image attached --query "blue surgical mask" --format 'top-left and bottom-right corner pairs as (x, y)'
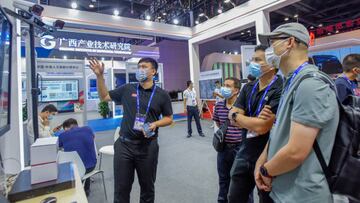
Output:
(136, 69), (148, 82)
(48, 115), (54, 121)
(220, 87), (233, 99)
(248, 62), (261, 78)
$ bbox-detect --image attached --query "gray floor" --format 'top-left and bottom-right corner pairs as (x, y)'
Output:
(88, 120), (258, 203)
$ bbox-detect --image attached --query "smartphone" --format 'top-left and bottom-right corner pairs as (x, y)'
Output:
(143, 123), (155, 137)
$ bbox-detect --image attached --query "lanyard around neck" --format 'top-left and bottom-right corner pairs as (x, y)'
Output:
(137, 84), (157, 115)
(248, 76), (278, 116)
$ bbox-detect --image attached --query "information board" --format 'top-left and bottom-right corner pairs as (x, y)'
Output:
(199, 69), (222, 100)
(39, 80), (79, 102)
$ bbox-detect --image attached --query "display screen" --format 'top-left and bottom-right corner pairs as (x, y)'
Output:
(39, 80), (79, 102)
(0, 8), (12, 136)
(88, 79), (98, 100)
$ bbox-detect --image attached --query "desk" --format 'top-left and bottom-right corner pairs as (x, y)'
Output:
(16, 164), (88, 203)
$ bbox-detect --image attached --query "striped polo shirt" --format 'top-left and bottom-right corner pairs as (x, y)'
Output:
(213, 101), (242, 144)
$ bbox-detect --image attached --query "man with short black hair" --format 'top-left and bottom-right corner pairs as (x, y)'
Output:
(335, 54), (360, 103)
(183, 80), (205, 138)
(27, 104), (59, 143)
(89, 57), (173, 203)
(58, 118), (97, 196)
(213, 77), (242, 203)
(228, 45), (283, 203)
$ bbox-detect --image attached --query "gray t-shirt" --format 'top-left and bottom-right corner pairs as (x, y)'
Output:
(268, 65), (339, 203)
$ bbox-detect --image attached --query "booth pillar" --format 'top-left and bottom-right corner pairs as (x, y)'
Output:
(0, 0), (25, 173)
(255, 11), (271, 44)
(188, 42), (201, 96)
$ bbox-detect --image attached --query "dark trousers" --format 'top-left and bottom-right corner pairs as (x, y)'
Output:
(187, 106), (203, 135)
(228, 158), (273, 203)
(217, 144), (241, 203)
(84, 166), (96, 194)
(113, 137), (159, 203)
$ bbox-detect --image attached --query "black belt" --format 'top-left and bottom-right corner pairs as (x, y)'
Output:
(119, 136), (156, 144)
(225, 143), (241, 148)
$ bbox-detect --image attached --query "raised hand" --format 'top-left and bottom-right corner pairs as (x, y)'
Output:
(89, 58), (105, 76)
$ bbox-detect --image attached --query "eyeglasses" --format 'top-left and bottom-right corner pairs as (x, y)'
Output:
(268, 36), (302, 46)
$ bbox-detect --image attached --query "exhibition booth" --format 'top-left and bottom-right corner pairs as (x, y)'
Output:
(0, 0), (359, 202)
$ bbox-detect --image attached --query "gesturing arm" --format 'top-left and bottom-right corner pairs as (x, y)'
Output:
(89, 58), (111, 102)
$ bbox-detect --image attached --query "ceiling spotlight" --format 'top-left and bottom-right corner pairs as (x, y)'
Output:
(294, 14), (298, 18)
(195, 20), (199, 25)
(173, 19), (179, 25)
(101, 57), (105, 61)
(241, 32), (244, 35)
(71, 2), (78, 9)
(113, 9), (120, 16)
(218, 8), (223, 14)
(146, 15), (151, 20)
(162, 12), (167, 16)
(327, 32), (331, 35)
(89, 3), (94, 8)
(234, 51), (238, 55)
(247, 30), (251, 33)
(319, 24), (323, 27)
(63, 55), (67, 59)
(335, 30), (339, 33)
(199, 13), (205, 17)
(310, 26), (314, 29)
(284, 17), (289, 21)
(223, 51), (226, 54)
(157, 16), (162, 19)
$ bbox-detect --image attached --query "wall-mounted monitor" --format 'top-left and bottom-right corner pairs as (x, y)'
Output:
(39, 80), (79, 102)
(0, 7), (12, 136)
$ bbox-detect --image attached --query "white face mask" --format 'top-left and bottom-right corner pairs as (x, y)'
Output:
(265, 39), (289, 70)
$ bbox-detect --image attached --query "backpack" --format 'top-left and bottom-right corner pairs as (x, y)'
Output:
(294, 72), (360, 201)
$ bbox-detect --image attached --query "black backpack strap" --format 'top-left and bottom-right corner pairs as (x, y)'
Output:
(292, 71), (336, 180)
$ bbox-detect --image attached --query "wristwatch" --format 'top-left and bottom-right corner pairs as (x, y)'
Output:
(260, 165), (273, 178)
(231, 112), (239, 121)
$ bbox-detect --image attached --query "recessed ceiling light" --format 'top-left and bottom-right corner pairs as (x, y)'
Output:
(218, 9), (223, 14)
(335, 30), (339, 33)
(284, 17), (289, 21)
(71, 2), (77, 9)
(247, 30), (251, 33)
(223, 51), (226, 54)
(63, 55), (67, 59)
(234, 51), (238, 55)
(162, 12), (167, 16)
(241, 32), (244, 35)
(199, 13), (205, 17)
(319, 24), (323, 27)
(157, 16), (162, 19)
(113, 9), (120, 16)
(101, 57), (105, 61)
(327, 32), (331, 35)
(173, 19), (179, 25)
(195, 20), (199, 25)
(224, 0), (231, 3)
(146, 15), (151, 20)
(294, 14), (298, 18)
(89, 3), (94, 8)
(310, 26), (314, 29)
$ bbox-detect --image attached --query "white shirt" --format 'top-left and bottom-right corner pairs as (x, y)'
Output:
(214, 87), (224, 104)
(27, 116), (52, 144)
(183, 88), (197, 106)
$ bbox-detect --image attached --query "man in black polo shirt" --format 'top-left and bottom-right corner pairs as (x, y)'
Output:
(227, 45), (283, 203)
(89, 57), (173, 203)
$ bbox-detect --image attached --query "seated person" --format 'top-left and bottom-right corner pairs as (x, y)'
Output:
(58, 118), (97, 196)
(27, 104), (60, 144)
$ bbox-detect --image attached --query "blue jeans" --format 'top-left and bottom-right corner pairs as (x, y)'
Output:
(187, 106), (203, 135)
(217, 144), (242, 203)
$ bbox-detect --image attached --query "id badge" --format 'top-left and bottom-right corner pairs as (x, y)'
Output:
(133, 113), (146, 131)
(246, 131), (258, 138)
